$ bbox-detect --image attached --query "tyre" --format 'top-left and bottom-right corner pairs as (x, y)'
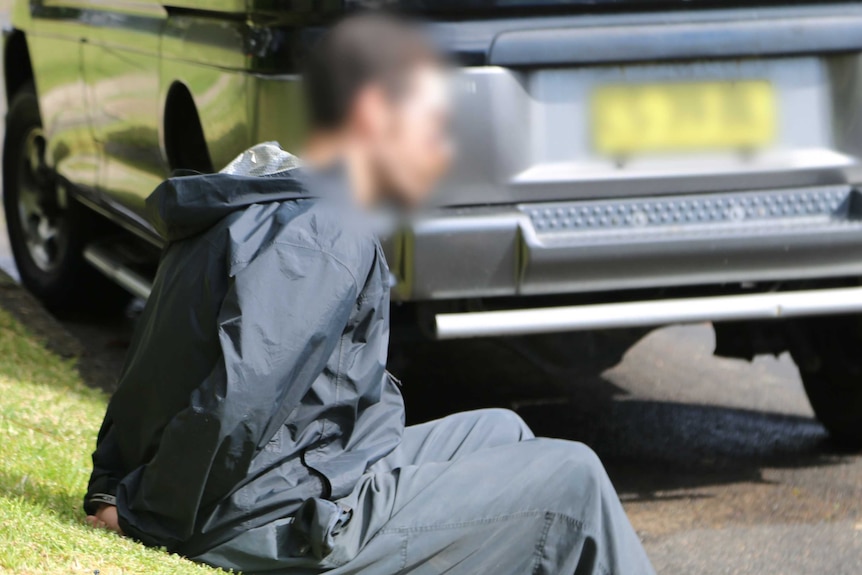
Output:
(3, 83), (128, 312)
(790, 314), (862, 447)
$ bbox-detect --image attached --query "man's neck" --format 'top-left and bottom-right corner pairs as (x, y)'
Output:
(303, 133), (377, 208)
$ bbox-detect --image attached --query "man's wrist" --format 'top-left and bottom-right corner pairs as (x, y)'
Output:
(86, 493), (117, 513)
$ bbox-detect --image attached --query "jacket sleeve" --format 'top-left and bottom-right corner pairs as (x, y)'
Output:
(115, 241), (364, 549)
(83, 415), (125, 515)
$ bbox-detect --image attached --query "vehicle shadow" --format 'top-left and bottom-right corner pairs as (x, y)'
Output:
(396, 334), (846, 501)
(407, 375), (842, 500)
(0, 269), (132, 393)
(521, 397), (840, 500)
(49, 308), (136, 393)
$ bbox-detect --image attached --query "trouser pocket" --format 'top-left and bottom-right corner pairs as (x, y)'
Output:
(290, 497), (354, 565)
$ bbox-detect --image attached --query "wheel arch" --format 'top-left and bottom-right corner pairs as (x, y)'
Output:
(162, 81), (213, 173)
(4, 29), (34, 104)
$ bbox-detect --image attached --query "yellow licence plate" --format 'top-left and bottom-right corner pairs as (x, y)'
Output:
(591, 80), (776, 156)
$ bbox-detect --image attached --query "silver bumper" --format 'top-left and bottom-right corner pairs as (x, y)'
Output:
(387, 184), (862, 301)
(434, 286), (862, 339)
(83, 183), (862, 340)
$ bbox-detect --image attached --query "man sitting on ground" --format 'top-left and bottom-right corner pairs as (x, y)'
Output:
(84, 13), (655, 575)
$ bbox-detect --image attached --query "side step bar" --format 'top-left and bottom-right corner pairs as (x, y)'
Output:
(435, 286), (862, 339)
(83, 245), (153, 300)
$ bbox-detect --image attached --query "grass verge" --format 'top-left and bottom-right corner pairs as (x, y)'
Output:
(0, 307), (222, 574)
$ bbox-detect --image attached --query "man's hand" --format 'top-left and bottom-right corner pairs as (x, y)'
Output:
(86, 504), (123, 535)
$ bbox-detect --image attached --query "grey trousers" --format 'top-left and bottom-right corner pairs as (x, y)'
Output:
(196, 409), (656, 575)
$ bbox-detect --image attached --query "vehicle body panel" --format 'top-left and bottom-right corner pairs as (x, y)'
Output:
(25, 4), (95, 191)
(441, 57), (843, 208)
(81, 2), (166, 213)
(391, 185), (862, 300)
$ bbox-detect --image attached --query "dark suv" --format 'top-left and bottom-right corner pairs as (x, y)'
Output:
(6, 0), (862, 443)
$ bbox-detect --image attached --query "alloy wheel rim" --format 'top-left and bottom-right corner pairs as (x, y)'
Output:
(16, 127), (66, 272)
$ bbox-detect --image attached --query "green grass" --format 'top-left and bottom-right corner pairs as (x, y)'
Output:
(0, 308), (223, 575)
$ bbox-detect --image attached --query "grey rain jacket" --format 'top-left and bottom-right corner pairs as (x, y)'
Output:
(83, 154), (404, 557)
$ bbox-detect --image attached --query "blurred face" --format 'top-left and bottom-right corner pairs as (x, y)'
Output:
(360, 64), (454, 208)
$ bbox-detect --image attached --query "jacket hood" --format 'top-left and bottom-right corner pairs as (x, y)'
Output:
(145, 168), (319, 243)
(145, 143), (350, 243)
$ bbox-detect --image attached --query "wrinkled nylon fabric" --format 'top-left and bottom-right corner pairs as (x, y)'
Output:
(85, 145), (402, 555)
(195, 409), (657, 575)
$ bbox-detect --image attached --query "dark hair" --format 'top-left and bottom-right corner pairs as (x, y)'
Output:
(302, 12), (442, 130)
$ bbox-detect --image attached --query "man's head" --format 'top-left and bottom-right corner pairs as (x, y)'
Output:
(302, 13), (453, 208)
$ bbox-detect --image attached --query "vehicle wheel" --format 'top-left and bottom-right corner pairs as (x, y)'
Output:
(3, 83), (127, 312)
(790, 314), (862, 447)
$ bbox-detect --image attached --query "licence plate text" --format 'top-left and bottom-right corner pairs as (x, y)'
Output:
(591, 80), (776, 156)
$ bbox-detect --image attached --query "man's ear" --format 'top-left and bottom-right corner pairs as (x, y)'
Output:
(351, 83), (390, 138)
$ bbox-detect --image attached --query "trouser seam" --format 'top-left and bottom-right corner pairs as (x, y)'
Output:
(531, 511), (554, 575)
(546, 512), (612, 575)
(400, 531), (408, 571)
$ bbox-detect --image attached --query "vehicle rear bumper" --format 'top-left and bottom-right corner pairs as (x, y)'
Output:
(386, 184), (862, 301)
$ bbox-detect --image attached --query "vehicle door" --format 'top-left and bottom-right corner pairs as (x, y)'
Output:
(80, 1), (168, 227)
(27, 1), (98, 191)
